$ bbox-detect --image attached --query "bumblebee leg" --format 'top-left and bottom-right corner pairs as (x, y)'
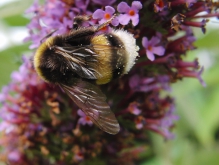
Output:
(96, 14), (117, 31)
(72, 14), (116, 30)
(66, 14), (116, 42)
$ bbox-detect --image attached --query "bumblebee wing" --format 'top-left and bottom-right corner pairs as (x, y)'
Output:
(59, 78), (120, 134)
(54, 45), (126, 79)
(54, 46), (99, 79)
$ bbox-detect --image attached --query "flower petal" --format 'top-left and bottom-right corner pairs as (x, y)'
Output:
(111, 17), (119, 26)
(92, 0), (116, 6)
(146, 50), (155, 61)
(152, 46), (165, 56)
(131, 1), (143, 10)
(105, 6), (115, 15)
(118, 14), (131, 25)
(77, 109), (85, 117)
(8, 150), (21, 162)
(93, 9), (105, 19)
(131, 14), (139, 26)
(117, 2), (130, 13)
(129, 74), (140, 89)
(150, 36), (160, 45)
(136, 123), (143, 129)
(142, 37), (149, 48)
(78, 118), (86, 125)
(87, 120), (93, 126)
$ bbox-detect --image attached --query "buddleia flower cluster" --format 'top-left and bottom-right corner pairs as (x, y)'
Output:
(0, 0), (219, 164)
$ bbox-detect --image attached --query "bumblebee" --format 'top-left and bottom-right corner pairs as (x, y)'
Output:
(34, 15), (139, 134)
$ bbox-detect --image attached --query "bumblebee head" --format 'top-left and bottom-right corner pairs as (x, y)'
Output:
(34, 37), (53, 76)
(34, 36), (67, 83)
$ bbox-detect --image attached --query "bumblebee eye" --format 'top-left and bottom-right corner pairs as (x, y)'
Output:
(72, 15), (92, 30)
(73, 22), (79, 30)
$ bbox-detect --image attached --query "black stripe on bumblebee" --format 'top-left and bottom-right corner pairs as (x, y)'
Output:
(34, 15), (139, 134)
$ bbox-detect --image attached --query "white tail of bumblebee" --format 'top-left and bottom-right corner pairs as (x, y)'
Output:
(112, 29), (139, 74)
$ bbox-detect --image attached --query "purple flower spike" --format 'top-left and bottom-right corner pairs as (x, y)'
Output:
(159, 105), (179, 139)
(142, 36), (165, 61)
(93, 6), (119, 26)
(178, 66), (206, 87)
(1, 0), (218, 164)
(0, 86), (10, 103)
(24, 0), (81, 49)
(75, 0), (90, 11)
(117, 1), (142, 26)
(25, 0), (40, 13)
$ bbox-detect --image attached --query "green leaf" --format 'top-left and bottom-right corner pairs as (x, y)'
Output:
(3, 14), (29, 26)
(195, 29), (219, 49)
(0, 43), (30, 88)
(140, 158), (160, 165)
(0, 0), (32, 19)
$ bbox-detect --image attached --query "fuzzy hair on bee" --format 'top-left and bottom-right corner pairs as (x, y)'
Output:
(34, 15), (139, 134)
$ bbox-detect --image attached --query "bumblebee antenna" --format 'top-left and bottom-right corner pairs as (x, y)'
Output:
(40, 29), (58, 43)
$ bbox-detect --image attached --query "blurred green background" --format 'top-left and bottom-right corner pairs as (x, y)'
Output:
(0, 1), (219, 165)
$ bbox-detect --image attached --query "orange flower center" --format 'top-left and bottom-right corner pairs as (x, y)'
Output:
(129, 10), (135, 16)
(100, 26), (108, 31)
(77, 152), (84, 158)
(148, 45), (152, 51)
(156, 0), (164, 7)
(85, 116), (91, 121)
(104, 13), (111, 20)
(136, 118), (141, 124)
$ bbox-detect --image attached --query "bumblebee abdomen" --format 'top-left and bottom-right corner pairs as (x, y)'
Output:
(91, 30), (139, 85)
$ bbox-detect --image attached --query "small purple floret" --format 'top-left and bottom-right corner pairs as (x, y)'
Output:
(117, 1), (142, 26)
